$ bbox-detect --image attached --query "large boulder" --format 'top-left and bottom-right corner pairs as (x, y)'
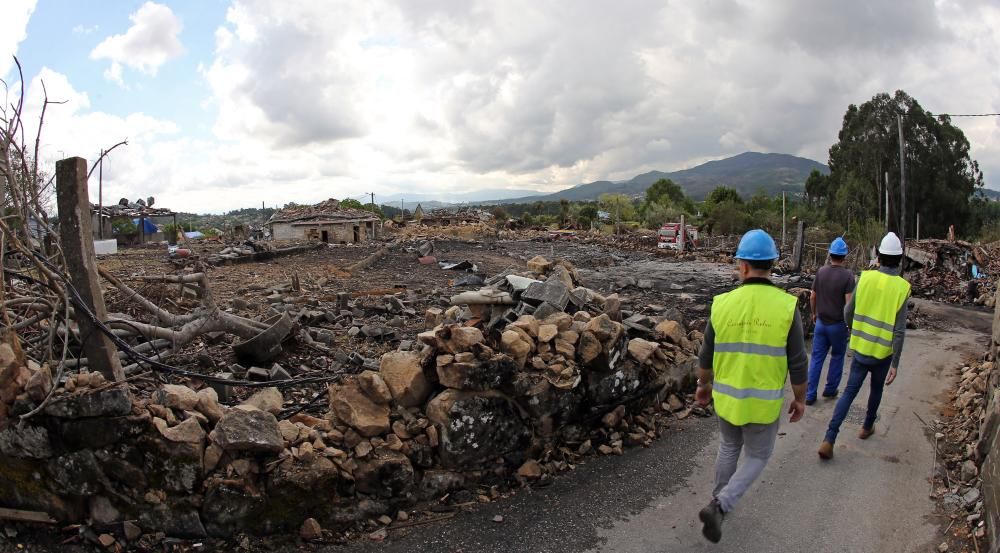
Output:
(354, 448), (415, 498)
(358, 371), (392, 405)
(426, 389), (530, 467)
(627, 338), (659, 365)
(501, 331), (531, 369)
(585, 361), (648, 406)
(510, 372), (584, 438)
(444, 327), (484, 353)
(152, 384), (199, 410)
(241, 387), (283, 414)
(0, 423), (52, 459)
(43, 388), (132, 418)
(209, 408), (283, 453)
(379, 351), (431, 407)
(578, 331), (603, 364)
(329, 377), (390, 437)
(526, 255), (553, 274)
(436, 354), (515, 391)
(585, 314), (623, 344)
(655, 320), (686, 344)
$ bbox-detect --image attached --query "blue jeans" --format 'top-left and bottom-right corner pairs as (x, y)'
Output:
(806, 320), (849, 401)
(824, 356), (892, 444)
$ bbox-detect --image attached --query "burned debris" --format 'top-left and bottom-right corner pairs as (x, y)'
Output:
(0, 231), (705, 548)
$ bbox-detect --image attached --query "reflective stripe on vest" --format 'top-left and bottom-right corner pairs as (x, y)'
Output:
(710, 283), (796, 426)
(849, 271), (910, 360)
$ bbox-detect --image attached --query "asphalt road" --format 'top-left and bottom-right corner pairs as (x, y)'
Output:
(343, 300), (990, 553)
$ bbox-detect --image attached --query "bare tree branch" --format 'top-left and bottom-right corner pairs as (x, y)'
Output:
(87, 140), (128, 179)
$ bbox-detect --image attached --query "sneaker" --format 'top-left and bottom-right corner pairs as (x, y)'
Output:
(805, 398), (816, 406)
(822, 391), (838, 399)
(698, 498), (725, 543)
(818, 441), (834, 460)
(858, 427), (875, 440)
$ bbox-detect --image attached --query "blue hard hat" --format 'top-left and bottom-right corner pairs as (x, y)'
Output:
(829, 237), (848, 256)
(735, 229), (779, 261)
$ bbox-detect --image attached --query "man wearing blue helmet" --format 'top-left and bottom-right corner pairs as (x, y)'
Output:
(805, 237), (856, 405)
(695, 229), (808, 543)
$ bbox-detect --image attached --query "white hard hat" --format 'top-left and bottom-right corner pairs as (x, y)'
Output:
(879, 232), (903, 255)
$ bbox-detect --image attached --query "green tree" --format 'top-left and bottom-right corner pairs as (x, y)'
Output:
(599, 194), (636, 233)
(823, 90), (983, 237)
(644, 178), (685, 206)
(706, 186), (743, 206)
(574, 203), (599, 228)
(804, 169), (831, 209)
(642, 202), (681, 229)
(707, 201), (750, 235)
(559, 199), (570, 227)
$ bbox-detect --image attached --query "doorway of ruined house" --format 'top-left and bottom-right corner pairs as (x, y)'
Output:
(353, 226), (360, 242)
(321, 230), (329, 243)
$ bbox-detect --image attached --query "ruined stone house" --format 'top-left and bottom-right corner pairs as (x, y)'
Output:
(267, 199), (381, 243)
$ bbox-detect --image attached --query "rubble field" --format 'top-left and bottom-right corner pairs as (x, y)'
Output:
(0, 229), (962, 551)
(0, 235), (730, 551)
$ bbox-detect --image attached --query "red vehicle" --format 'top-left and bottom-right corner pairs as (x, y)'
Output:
(657, 223), (698, 250)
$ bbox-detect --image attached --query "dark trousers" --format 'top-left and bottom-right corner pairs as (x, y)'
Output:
(806, 319), (849, 401)
(824, 355), (892, 444)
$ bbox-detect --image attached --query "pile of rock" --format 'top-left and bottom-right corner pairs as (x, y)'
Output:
(0, 342), (54, 419)
(932, 359), (994, 548)
(0, 257), (702, 544)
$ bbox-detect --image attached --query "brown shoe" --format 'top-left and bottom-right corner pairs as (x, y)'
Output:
(858, 427), (875, 440)
(818, 441), (834, 460)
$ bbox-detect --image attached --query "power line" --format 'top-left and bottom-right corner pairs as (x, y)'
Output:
(936, 113), (1000, 117)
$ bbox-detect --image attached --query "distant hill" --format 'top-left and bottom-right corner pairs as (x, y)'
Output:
(980, 188), (1000, 200)
(490, 152), (829, 203)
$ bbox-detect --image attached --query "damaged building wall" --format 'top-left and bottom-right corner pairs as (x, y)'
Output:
(0, 257), (699, 542)
(271, 220), (379, 243)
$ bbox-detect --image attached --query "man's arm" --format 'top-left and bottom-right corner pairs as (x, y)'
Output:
(786, 311), (807, 394)
(785, 311), (808, 421)
(843, 281), (858, 327)
(810, 290), (817, 322)
(695, 321), (715, 405)
(843, 272), (856, 312)
(889, 296), (909, 369)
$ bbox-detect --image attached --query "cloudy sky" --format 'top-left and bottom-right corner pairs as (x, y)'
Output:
(4, 0), (999, 213)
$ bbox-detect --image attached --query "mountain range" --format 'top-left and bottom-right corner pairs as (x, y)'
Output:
(488, 152), (830, 204)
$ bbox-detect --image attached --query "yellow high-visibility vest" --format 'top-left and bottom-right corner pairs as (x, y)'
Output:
(849, 270), (910, 360)
(710, 284), (796, 425)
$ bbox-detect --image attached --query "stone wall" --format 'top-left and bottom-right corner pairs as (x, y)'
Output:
(980, 287), (1000, 552)
(0, 257), (699, 544)
(271, 221), (376, 243)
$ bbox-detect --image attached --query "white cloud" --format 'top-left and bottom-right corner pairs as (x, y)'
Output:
(191, 0), (1000, 206)
(19, 0), (1000, 215)
(90, 2), (183, 85)
(0, 0), (37, 78)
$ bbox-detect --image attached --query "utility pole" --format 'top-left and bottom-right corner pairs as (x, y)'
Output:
(884, 172), (890, 234)
(98, 148), (104, 239)
(370, 192), (376, 209)
(898, 113), (906, 260)
(876, 162), (881, 226)
(781, 191), (786, 251)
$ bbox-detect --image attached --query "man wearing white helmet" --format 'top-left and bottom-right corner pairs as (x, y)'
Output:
(818, 232), (909, 460)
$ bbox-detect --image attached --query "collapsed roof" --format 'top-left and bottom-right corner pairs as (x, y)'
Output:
(267, 199), (380, 225)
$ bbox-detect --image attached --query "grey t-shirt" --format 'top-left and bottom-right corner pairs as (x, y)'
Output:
(812, 264), (855, 324)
